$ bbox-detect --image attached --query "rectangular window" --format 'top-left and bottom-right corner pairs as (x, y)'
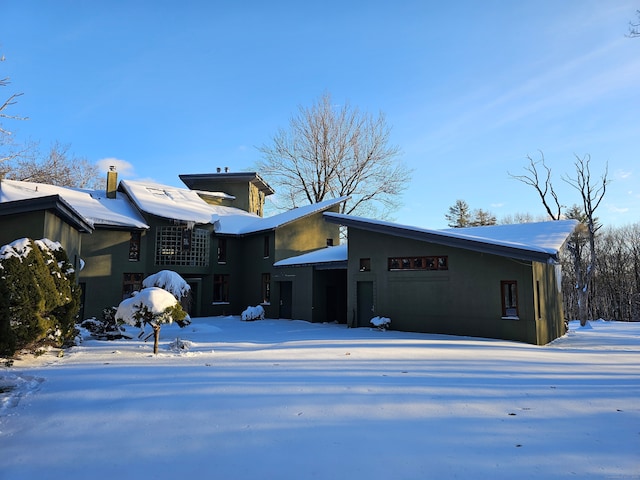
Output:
(263, 235), (270, 258)
(129, 231), (141, 261)
(326, 238), (334, 246)
(217, 238), (227, 263)
(359, 258), (371, 272)
(262, 273), (271, 304)
(501, 280), (519, 318)
(213, 274), (229, 303)
(122, 273), (143, 299)
(155, 226), (210, 266)
(388, 256), (448, 271)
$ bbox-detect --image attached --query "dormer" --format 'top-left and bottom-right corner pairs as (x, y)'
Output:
(179, 170), (275, 217)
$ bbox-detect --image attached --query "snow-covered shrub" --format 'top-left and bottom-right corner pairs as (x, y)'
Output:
(79, 307), (128, 340)
(0, 238), (81, 356)
(370, 316), (391, 331)
(241, 305), (265, 321)
(143, 270), (192, 319)
(115, 287), (188, 354)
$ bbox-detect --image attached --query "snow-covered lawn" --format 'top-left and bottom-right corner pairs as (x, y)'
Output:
(1, 318), (639, 479)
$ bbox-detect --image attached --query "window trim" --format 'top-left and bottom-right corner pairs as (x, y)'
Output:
(262, 273), (271, 305)
(501, 280), (519, 319)
(388, 256), (448, 271)
(213, 274), (230, 304)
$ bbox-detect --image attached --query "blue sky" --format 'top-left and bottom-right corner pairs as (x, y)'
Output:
(2, 1), (638, 228)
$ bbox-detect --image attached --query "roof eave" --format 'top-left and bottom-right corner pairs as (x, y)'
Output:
(324, 213), (558, 264)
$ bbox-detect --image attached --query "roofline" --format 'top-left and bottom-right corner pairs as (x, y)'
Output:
(0, 194), (94, 233)
(179, 172), (275, 196)
(324, 212), (561, 264)
(274, 260), (347, 270)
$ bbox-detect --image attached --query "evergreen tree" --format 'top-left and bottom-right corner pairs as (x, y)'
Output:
(0, 238), (81, 356)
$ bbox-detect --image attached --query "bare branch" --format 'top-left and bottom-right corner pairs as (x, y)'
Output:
(508, 151), (563, 220)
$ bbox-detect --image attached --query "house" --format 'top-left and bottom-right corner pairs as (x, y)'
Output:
(1, 171), (576, 345)
(323, 213), (578, 345)
(0, 171), (346, 322)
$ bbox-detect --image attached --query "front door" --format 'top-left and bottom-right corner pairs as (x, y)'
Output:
(357, 281), (374, 327)
(279, 281), (293, 319)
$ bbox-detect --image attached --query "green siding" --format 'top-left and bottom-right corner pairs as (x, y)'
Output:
(346, 227), (564, 345)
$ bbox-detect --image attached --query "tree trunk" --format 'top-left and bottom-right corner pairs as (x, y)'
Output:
(153, 324), (161, 354)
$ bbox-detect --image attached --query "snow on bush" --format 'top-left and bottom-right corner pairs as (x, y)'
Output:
(370, 316), (391, 330)
(241, 305), (265, 321)
(142, 270), (191, 300)
(115, 287), (188, 354)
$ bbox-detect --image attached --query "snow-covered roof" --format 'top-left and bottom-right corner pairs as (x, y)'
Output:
(0, 179), (148, 229)
(119, 179), (219, 224)
(324, 212), (578, 263)
(274, 244), (348, 268)
(215, 196), (349, 235)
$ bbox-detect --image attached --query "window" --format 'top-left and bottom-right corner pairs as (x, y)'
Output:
(359, 258), (371, 272)
(129, 232), (141, 261)
(122, 273), (143, 299)
(263, 235), (270, 258)
(388, 256), (448, 271)
(262, 273), (271, 304)
(155, 226), (210, 266)
(501, 281), (519, 318)
(213, 274), (229, 303)
(326, 238), (334, 246)
(217, 238), (227, 264)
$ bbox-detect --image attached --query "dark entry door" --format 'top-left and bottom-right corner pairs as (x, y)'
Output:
(357, 281), (374, 327)
(279, 281), (293, 319)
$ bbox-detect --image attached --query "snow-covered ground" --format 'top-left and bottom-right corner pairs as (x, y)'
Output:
(1, 318), (638, 479)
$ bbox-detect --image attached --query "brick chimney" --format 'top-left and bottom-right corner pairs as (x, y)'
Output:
(106, 166), (117, 199)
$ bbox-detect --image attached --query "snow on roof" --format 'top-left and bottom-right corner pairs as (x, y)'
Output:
(0, 179), (149, 229)
(324, 212), (578, 263)
(214, 196), (349, 235)
(274, 244), (348, 267)
(119, 179), (218, 224)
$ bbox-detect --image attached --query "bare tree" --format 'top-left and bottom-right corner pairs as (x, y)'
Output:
(508, 152), (563, 220)
(1, 54), (28, 169)
(628, 10), (640, 37)
(8, 141), (103, 189)
(510, 152), (608, 325)
(257, 92), (411, 218)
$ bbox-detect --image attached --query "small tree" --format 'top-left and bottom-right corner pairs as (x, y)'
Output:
(142, 270), (192, 315)
(115, 287), (188, 354)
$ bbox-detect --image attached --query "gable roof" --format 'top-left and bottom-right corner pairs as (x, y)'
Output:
(214, 196), (349, 235)
(119, 179), (219, 224)
(324, 212), (578, 263)
(0, 179), (148, 229)
(0, 194), (94, 233)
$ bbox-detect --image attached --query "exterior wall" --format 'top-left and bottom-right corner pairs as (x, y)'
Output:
(0, 210), (83, 273)
(80, 229), (145, 319)
(533, 261), (566, 344)
(274, 209), (340, 262)
(346, 227), (561, 345)
(0, 210), (48, 246)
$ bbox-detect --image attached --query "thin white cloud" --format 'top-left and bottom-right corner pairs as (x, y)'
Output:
(96, 158), (136, 177)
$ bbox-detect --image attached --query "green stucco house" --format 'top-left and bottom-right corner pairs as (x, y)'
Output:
(323, 213), (577, 345)
(1, 171), (576, 345)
